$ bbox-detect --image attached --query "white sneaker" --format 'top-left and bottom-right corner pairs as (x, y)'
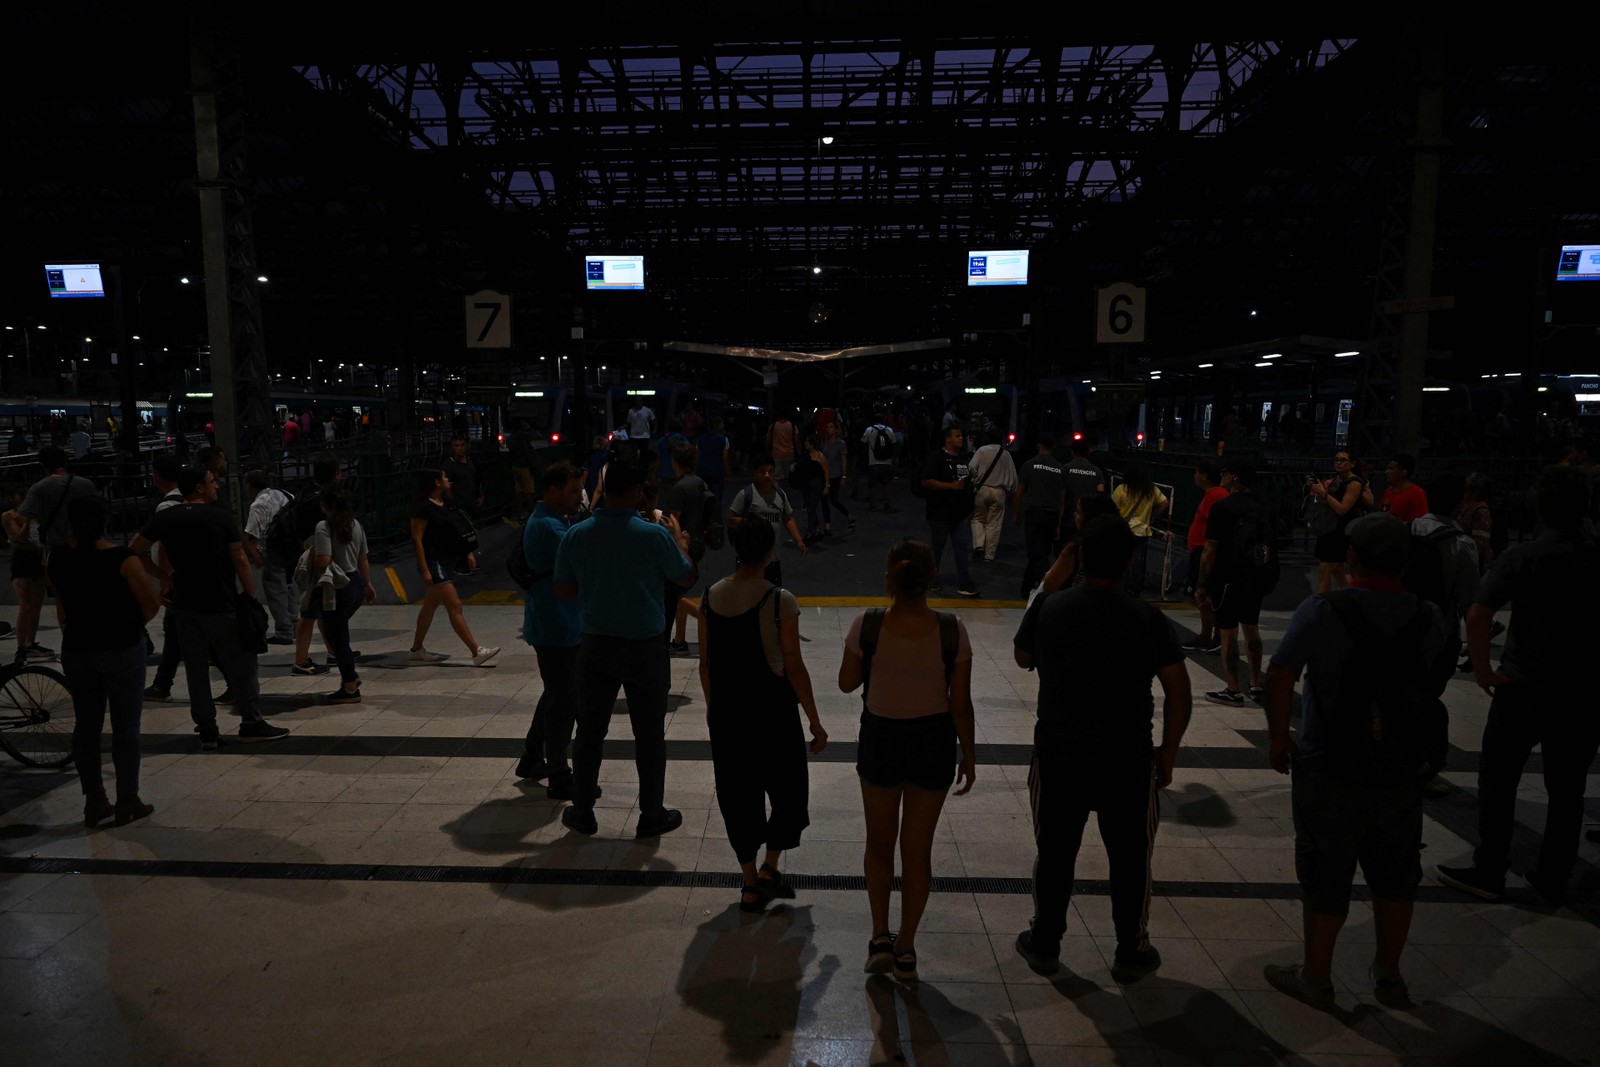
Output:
(472, 646), (500, 667)
(409, 647), (436, 663)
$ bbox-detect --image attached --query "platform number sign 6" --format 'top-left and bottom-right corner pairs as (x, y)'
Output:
(1095, 283), (1147, 344)
(465, 290), (512, 348)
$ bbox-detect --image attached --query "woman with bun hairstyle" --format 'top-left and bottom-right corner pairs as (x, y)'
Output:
(699, 518), (828, 911)
(839, 538), (976, 981)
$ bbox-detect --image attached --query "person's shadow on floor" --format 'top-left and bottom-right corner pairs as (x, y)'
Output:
(675, 903), (833, 1064)
(865, 973), (1027, 1065)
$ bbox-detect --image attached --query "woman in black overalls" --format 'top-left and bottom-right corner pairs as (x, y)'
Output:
(699, 519), (828, 911)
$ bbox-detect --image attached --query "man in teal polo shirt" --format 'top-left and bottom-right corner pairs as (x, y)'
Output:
(517, 461), (585, 798)
(555, 458), (695, 838)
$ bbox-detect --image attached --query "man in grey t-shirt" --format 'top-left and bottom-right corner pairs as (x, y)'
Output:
(728, 455), (806, 586)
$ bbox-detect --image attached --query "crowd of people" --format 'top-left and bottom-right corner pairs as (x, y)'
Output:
(8, 416), (1598, 1012)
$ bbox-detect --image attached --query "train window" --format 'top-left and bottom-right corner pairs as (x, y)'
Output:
(1334, 399), (1353, 446)
(1259, 402), (1273, 441)
(1201, 403), (1213, 440)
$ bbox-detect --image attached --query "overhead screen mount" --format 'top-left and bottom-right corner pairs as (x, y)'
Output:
(1556, 244), (1600, 282)
(584, 254), (645, 291)
(966, 249), (1029, 287)
(45, 262), (105, 298)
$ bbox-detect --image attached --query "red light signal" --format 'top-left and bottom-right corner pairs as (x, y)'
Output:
(1006, 433), (1016, 443)
(1136, 432), (1146, 444)
(550, 432), (561, 444)
(1072, 432), (1084, 442)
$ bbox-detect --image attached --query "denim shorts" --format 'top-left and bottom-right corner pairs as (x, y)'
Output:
(856, 710), (958, 793)
(426, 558), (455, 585)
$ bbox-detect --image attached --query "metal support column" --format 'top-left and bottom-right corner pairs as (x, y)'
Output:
(1392, 41), (1445, 457)
(191, 16), (276, 514)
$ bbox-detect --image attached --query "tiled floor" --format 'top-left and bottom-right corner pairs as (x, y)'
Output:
(2, 604), (1596, 1066)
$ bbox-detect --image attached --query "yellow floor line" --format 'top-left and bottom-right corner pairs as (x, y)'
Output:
(796, 596), (1027, 609)
(383, 567), (409, 605)
(464, 590), (525, 606)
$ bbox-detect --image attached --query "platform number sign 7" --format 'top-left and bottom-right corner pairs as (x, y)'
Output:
(1095, 283), (1147, 344)
(465, 290), (512, 348)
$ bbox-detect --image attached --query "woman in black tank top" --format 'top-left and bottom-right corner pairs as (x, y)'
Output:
(699, 519), (827, 912)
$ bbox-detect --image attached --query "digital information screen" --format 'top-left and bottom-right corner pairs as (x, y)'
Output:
(966, 250), (1029, 286)
(1556, 245), (1600, 282)
(45, 263), (105, 298)
(584, 255), (645, 290)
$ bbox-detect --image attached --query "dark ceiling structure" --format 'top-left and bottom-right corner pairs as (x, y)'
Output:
(4, 9), (1599, 407)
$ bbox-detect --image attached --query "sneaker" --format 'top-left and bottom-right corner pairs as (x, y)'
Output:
(930, 585), (945, 595)
(865, 932), (895, 974)
(216, 689), (234, 705)
(1263, 964), (1336, 1012)
(1434, 864), (1504, 902)
(635, 808), (684, 839)
(1182, 636), (1220, 653)
(1112, 944), (1163, 982)
(236, 721), (290, 743)
(266, 634), (294, 646)
(24, 643), (55, 661)
(1247, 685), (1266, 703)
(957, 585), (980, 598)
(1523, 868), (1567, 908)
(972, 549), (985, 562)
(561, 806), (598, 836)
(515, 756), (550, 782)
(326, 688), (362, 704)
(144, 685), (172, 702)
(0, 620), (12, 639)
(893, 947), (918, 982)
(1205, 689), (1245, 707)
(200, 735), (220, 751)
(291, 659), (329, 676)
(667, 641), (691, 655)
(471, 646), (500, 667)
(1368, 963), (1411, 1008)
(408, 647), (437, 663)
(1014, 930), (1061, 977)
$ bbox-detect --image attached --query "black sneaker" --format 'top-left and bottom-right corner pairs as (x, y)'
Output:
(236, 721), (290, 743)
(1111, 944), (1162, 982)
(1435, 864), (1504, 902)
(24, 643), (55, 661)
(1523, 868), (1567, 908)
(635, 808), (684, 839)
(667, 641), (691, 655)
(291, 659), (329, 676)
(216, 689), (234, 705)
(515, 756), (550, 781)
(1181, 636), (1219, 652)
(957, 585), (980, 598)
(1014, 930), (1061, 977)
(326, 688), (361, 704)
(1205, 689), (1245, 707)
(561, 806), (598, 836)
(144, 685), (172, 702)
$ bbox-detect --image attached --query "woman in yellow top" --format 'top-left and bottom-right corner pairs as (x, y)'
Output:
(1111, 462), (1168, 596)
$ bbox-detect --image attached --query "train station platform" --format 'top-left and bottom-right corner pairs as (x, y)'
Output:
(3, 595), (1596, 1065)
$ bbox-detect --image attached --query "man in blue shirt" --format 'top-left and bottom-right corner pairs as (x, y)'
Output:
(697, 416), (730, 510)
(517, 461), (585, 798)
(555, 458), (695, 837)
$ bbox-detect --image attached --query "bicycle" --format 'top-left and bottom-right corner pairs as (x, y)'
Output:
(0, 659), (75, 769)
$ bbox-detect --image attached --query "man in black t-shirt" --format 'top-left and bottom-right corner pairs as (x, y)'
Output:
(131, 466), (289, 749)
(1012, 515), (1191, 980)
(1013, 435), (1067, 596)
(1061, 440), (1108, 538)
(443, 435), (482, 517)
(919, 424), (978, 597)
(1200, 459), (1267, 706)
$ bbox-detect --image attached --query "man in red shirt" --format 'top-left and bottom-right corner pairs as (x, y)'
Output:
(1183, 460), (1230, 651)
(1381, 454), (1429, 522)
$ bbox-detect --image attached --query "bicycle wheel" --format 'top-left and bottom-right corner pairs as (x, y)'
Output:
(0, 664), (76, 769)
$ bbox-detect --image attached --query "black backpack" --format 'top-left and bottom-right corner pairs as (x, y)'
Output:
(857, 608), (959, 703)
(872, 425), (895, 456)
(1228, 494), (1280, 595)
(1401, 524), (1472, 622)
(263, 490), (307, 568)
(696, 487), (724, 557)
(1316, 590), (1446, 785)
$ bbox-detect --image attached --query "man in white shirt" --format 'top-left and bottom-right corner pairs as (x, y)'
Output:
(860, 415), (899, 513)
(627, 402), (655, 459)
(68, 424), (92, 460)
(242, 470), (298, 644)
(968, 430), (1018, 563)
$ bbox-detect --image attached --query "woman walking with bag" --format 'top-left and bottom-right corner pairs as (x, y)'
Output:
(48, 496), (161, 827)
(1111, 462), (1168, 597)
(409, 469), (498, 666)
(699, 520), (828, 911)
(308, 489), (376, 703)
(840, 538), (976, 981)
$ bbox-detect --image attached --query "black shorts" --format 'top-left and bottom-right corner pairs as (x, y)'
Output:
(856, 710), (957, 793)
(1211, 581), (1262, 630)
(1184, 546), (1203, 593)
(10, 545), (44, 582)
(868, 464), (893, 487)
(1314, 532), (1348, 564)
(425, 558), (455, 585)
(1291, 764), (1423, 915)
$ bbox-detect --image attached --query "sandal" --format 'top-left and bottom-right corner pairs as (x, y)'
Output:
(893, 947), (918, 982)
(865, 932), (895, 974)
(739, 884), (766, 913)
(756, 863), (796, 899)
